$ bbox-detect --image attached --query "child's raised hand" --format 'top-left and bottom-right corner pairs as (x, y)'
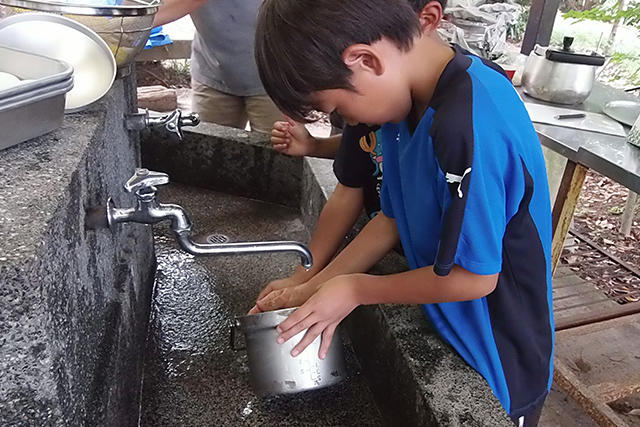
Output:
(270, 116), (317, 157)
(275, 275), (360, 359)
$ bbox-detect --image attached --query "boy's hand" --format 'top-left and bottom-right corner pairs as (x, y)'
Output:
(247, 281), (318, 315)
(271, 116), (317, 157)
(275, 275), (360, 359)
(257, 276), (303, 302)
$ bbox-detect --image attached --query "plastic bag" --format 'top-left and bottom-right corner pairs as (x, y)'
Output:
(439, 0), (523, 59)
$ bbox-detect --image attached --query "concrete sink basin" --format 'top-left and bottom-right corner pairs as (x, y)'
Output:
(139, 123), (513, 427)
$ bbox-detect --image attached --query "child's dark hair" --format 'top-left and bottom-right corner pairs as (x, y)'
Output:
(408, 0), (448, 12)
(255, 0), (421, 122)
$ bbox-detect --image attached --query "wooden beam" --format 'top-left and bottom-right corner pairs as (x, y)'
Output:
(136, 39), (192, 62)
(554, 358), (629, 426)
(521, 0), (561, 55)
(551, 160), (588, 274)
(620, 190), (637, 237)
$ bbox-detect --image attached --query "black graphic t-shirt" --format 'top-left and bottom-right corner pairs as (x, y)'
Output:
(333, 124), (383, 218)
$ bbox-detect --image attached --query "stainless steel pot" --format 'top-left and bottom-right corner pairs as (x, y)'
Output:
(0, 0), (160, 68)
(522, 37), (605, 105)
(233, 307), (347, 397)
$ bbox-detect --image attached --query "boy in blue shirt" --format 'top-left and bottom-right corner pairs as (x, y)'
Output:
(252, 0), (554, 424)
(255, 0), (442, 304)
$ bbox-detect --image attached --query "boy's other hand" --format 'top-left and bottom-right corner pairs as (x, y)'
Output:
(249, 281), (318, 315)
(257, 276), (302, 301)
(271, 116), (316, 157)
(247, 275), (310, 314)
(275, 275), (360, 359)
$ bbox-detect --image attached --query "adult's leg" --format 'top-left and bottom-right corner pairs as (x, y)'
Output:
(191, 78), (248, 129)
(245, 94), (284, 134)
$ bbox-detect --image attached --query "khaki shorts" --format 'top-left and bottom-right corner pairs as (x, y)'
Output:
(191, 78), (283, 133)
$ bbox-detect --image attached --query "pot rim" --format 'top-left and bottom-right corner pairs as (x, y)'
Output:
(235, 307), (298, 331)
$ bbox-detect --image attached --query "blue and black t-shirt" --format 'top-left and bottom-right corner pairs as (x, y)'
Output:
(380, 45), (554, 417)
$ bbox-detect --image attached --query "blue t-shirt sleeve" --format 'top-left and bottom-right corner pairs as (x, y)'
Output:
(431, 100), (508, 277)
(449, 162), (507, 276)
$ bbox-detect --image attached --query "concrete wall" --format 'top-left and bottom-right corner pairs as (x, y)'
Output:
(0, 76), (155, 426)
(141, 123), (302, 208)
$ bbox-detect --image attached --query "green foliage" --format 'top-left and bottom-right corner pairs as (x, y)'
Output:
(563, 1), (640, 28)
(508, 8), (530, 41)
(611, 51), (638, 63)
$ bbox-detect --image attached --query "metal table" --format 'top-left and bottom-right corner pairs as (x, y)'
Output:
(520, 84), (640, 327)
(518, 84), (640, 271)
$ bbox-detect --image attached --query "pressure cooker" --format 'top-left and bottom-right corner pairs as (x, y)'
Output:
(522, 36), (606, 105)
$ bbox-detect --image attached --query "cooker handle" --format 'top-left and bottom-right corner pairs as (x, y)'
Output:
(230, 319), (246, 351)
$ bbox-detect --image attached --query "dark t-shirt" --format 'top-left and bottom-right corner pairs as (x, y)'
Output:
(332, 124), (383, 218)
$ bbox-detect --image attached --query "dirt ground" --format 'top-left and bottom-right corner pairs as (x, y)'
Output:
(570, 170), (640, 304)
(137, 61), (191, 89)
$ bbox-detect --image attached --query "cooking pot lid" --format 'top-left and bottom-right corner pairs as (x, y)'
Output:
(546, 36), (605, 66)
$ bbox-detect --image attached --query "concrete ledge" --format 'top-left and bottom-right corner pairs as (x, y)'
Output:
(0, 78), (155, 425)
(141, 125), (513, 426)
(141, 123), (303, 208)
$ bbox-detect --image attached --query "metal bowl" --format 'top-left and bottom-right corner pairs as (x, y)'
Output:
(0, 12), (116, 111)
(603, 100), (640, 127)
(0, 0), (160, 68)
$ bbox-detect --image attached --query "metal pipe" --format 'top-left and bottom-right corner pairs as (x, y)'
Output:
(174, 230), (313, 269)
(103, 196), (312, 269)
(90, 168), (313, 269)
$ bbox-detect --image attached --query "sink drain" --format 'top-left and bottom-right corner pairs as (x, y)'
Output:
(205, 233), (230, 244)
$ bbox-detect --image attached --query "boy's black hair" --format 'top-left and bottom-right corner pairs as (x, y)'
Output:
(408, 0), (448, 13)
(255, 0), (421, 122)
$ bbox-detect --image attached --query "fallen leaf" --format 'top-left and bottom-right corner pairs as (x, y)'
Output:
(609, 206), (624, 215)
(628, 409), (640, 417)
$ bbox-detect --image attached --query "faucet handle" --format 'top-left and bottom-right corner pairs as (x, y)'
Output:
(124, 168), (170, 194)
(146, 109), (200, 140)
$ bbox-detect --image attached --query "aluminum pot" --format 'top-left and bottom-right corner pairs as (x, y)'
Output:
(233, 307), (347, 396)
(522, 37), (605, 105)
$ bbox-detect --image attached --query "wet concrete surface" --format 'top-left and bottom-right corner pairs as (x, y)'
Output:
(140, 183), (383, 426)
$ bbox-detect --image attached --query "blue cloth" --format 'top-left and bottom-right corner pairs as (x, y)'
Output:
(145, 26), (172, 49)
(380, 45), (554, 418)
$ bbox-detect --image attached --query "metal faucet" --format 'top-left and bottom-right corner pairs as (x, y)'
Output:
(125, 109), (201, 140)
(90, 168), (313, 269)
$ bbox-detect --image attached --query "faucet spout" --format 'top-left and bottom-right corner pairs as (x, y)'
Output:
(90, 169), (314, 270)
(174, 230), (313, 269)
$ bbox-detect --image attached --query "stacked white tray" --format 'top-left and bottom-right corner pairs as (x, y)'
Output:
(0, 45), (74, 150)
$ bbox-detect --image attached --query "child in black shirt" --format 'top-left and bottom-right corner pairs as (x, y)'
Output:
(251, 120), (382, 303)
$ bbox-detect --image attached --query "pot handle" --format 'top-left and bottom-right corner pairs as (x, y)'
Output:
(230, 319), (246, 351)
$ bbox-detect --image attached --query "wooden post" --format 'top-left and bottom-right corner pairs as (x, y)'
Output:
(551, 160), (588, 274)
(521, 0), (561, 55)
(620, 190), (638, 237)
